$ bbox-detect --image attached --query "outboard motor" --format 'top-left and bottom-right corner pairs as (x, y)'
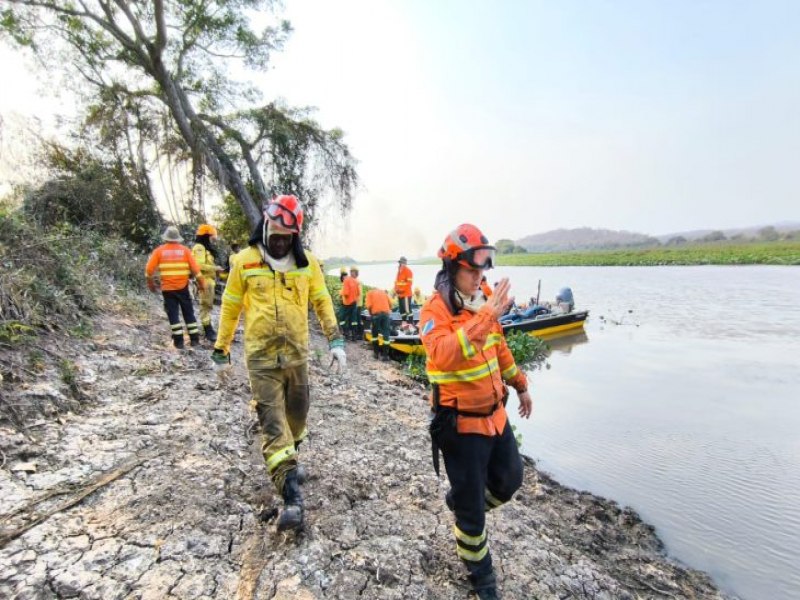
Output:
(556, 287), (575, 312)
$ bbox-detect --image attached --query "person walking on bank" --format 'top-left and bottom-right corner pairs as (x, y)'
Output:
(365, 288), (393, 360)
(339, 267), (361, 341)
(193, 224), (221, 342)
(421, 224), (533, 600)
(210, 195), (346, 532)
(395, 256), (414, 323)
(145, 226), (206, 349)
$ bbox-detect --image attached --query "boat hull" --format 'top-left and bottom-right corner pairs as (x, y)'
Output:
(363, 310), (589, 357)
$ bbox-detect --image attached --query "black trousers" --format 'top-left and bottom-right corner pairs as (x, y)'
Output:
(162, 286), (200, 345)
(398, 296), (412, 322)
(370, 312), (392, 345)
(435, 414), (523, 576)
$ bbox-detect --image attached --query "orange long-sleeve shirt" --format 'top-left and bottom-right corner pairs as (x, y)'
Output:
(365, 289), (392, 315)
(145, 242), (202, 291)
(420, 293), (527, 436)
(340, 276), (361, 305)
(395, 265), (413, 298)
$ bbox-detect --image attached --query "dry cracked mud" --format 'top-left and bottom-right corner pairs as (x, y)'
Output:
(0, 296), (736, 599)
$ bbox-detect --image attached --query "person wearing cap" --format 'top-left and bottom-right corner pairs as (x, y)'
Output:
(339, 266), (361, 341)
(192, 223), (221, 342)
(420, 224), (532, 600)
(210, 195), (346, 532)
(145, 226), (205, 349)
(394, 256), (414, 323)
(411, 286), (426, 308)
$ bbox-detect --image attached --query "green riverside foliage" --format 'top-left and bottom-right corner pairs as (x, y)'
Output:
(505, 331), (549, 367)
(404, 353), (428, 384)
(497, 241), (800, 266)
(0, 203), (145, 341)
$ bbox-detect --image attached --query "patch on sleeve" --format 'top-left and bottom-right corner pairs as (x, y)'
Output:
(421, 319), (434, 336)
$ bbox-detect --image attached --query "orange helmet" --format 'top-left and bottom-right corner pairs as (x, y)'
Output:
(265, 194), (304, 233)
(438, 224), (496, 269)
(196, 224), (217, 236)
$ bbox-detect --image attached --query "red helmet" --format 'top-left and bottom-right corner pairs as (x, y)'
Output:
(438, 224), (496, 269)
(265, 194), (304, 233)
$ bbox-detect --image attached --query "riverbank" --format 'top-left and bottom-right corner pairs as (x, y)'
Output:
(493, 240), (800, 266)
(0, 296), (735, 599)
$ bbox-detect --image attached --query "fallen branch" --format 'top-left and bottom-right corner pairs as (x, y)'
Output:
(0, 451), (160, 548)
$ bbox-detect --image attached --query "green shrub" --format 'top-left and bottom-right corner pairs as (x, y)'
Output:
(403, 353), (428, 384)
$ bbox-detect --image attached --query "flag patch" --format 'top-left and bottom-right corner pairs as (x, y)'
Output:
(421, 319), (434, 336)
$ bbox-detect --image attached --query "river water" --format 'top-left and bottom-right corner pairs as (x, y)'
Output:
(350, 263), (800, 600)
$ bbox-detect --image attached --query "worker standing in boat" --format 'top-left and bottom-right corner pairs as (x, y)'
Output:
(395, 256), (414, 323)
(420, 224), (532, 600)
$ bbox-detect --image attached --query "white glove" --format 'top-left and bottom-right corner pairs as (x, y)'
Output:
(330, 346), (347, 372)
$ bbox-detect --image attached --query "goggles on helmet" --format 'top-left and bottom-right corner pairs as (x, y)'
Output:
(457, 246), (496, 270)
(265, 203), (299, 231)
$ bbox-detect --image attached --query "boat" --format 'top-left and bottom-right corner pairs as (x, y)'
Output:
(362, 307), (589, 357)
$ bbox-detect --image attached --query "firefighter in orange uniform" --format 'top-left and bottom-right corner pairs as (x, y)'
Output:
(394, 256), (414, 322)
(339, 267), (361, 341)
(365, 288), (393, 360)
(480, 275), (493, 299)
(145, 226), (206, 349)
(420, 224), (532, 600)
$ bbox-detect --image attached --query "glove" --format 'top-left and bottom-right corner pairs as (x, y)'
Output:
(329, 339), (347, 372)
(211, 348), (231, 369)
(146, 279), (158, 293)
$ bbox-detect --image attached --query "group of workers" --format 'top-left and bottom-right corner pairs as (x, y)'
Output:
(143, 196), (530, 599)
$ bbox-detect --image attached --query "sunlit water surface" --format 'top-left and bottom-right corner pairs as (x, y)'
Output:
(351, 264), (800, 600)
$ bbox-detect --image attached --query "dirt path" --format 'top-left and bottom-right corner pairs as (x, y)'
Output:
(0, 298), (735, 599)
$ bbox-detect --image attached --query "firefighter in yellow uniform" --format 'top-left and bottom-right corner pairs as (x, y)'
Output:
(192, 223), (220, 342)
(211, 195), (346, 531)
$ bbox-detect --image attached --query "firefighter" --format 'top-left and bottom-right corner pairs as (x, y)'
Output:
(420, 224), (533, 600)
(145, 226), (206, 349)
(394, 256), (414, 322)
(339, 267), (360, 341)
(365, 288), (393, 360)
(192, 224), (221, 342)
(211, 195), (346, 531)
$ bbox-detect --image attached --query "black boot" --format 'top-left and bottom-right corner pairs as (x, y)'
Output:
(276, 470), (304, 531)
(380, 344), (390, 362)
(372, 342), (380, 359)
(203, 323), (217, 343)
(469, 567), (498, 600)
(172, 334), (185, 349)
(189, 333), (200, 347)
(296, 464), (307, 485)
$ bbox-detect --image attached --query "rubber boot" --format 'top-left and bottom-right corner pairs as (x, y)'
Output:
(203, 323), (217, 343)
(189, 333), (201, 347)
(469, 566), (498, 600)
(296, 464), (307, 485)
(380, 344), (390, 362)
(172, 335), (185, 349)
(372, 342), (380, 359)
(276, 470), (304, 531)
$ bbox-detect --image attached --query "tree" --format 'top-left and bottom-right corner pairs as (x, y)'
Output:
(757, 226), (779, 242)
(214, 193), (251, 246)
(666, 236), (687, 246)
(1, 0), (357, 231)
(701, 230), (726, 243)
(495, 239), (516, 254)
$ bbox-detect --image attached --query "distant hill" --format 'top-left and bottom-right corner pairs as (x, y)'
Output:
(656, 222), (800, 243)
(516, 228), (659, 252)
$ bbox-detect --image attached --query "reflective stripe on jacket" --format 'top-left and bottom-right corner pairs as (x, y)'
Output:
(395, 265), (413, 298)
(420, 293), (528, 436)
(365, 289), (392, 315)
(145, 243), (201, 291)
(215, 246), (339, 368)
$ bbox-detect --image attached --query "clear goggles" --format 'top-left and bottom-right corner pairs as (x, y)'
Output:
(265, 203), (299, 231)
(457, 246), (496, 269)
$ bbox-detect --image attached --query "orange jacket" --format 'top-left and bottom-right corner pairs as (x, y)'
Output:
(395, 265), (413, 298)
(145, 243), (202, 291)
(480, 279), (493, 298)
(365, 289), (392, 315)
(420, 293), (527, 436)
(340, 276), (360, 305)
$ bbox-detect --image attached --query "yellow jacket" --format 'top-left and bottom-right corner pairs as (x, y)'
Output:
(192, 243), (218, 280)
(216, 246), (340, 368)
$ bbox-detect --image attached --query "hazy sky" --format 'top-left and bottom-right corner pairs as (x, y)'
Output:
(2, 1), (799, 260)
